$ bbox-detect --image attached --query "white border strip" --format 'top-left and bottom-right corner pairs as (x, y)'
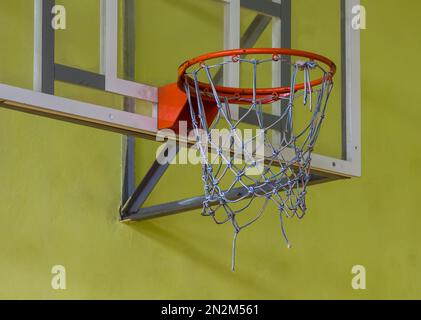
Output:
(33, 0), (43, 92)
(0, 83), (157, 134)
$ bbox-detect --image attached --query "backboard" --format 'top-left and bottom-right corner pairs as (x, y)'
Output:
(0, 0), (361, 180)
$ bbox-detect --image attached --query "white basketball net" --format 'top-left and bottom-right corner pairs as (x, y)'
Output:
(183, 54), (334, 270)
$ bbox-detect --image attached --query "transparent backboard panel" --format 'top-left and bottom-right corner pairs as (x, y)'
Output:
(55, 0), (102, 73)
(292, 0), (342, 159)
(54, 0), (123, 110)
(132, 0), (225, 87)
(0, 0), (34, 89)
(123, 0), (226, 117)
(0, 0), (344, 161)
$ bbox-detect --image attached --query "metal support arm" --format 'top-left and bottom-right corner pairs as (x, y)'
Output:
(120, 144), (179, 218)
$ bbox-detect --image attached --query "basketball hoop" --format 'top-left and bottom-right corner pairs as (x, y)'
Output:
(168, 48), (336, 270)
(178, 48), (336, 105)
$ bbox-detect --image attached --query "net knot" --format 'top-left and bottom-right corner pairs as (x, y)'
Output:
(231, 55), (240, 63)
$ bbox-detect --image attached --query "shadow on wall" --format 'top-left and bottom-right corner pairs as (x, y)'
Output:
(122, 218), (280, 292)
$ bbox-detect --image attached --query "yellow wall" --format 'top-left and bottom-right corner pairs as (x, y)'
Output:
(0, 0), (421, 299)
